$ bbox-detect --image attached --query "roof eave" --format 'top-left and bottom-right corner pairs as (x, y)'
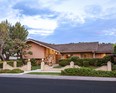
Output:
(26, 39), (60, 53)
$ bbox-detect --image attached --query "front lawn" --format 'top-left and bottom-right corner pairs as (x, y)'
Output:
(31, 66), (40, 70)
(28, 72), (61, 75)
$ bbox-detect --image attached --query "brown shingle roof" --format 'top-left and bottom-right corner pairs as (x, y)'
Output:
(96, 43), (114, 53)
(27, 39), (114, 53)
(51, 42), (99, 53)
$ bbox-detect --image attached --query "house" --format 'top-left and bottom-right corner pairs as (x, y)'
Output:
(24, 39), (114, 64)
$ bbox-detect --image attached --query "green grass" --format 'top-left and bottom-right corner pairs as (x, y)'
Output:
(85, 66), (97, 69)
(28, 72), (61, 75)
(31, 66), (40, 70)
(53, 65), (63, 68)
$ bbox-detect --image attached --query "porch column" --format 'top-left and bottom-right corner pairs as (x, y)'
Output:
(93, 52), (96, 58)
(61, 54), (65, 59)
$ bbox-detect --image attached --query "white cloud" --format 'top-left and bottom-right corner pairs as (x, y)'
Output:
(39, 0), (116, 22)
(20, 15), (58, 36)
(0, 0), (21, 24)
(29, 29), (54, 36)
(0, 0), (58, 36)
(0, 0), (116, 37)
(103, 28), (116, 36)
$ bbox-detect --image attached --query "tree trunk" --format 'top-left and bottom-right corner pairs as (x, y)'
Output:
(0, 54), (4, 61)
(0, 40), (5, 61)
(0, 48), (4, 61)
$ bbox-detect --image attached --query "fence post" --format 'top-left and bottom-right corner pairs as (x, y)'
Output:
(3, 61), (7, 70)
(14, 61), (17, 68)
(27, 59), (31, 71)
(107, 61), (112, 71)
(70, 61), (74, 68)
(41, 59), (45, 71)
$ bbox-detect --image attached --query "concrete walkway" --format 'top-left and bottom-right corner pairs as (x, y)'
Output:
(23, 69), (61, 74)
(0, 73), (116, 81)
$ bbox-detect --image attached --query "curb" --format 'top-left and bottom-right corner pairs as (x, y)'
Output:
(0, 74), (116, 81)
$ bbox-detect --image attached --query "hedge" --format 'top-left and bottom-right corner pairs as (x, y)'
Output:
(59, 56), (111, 67)
(61, 68), (116, 77)
(112, 65), (116, 71)
(59, 58), (105, 67)
(59, 59), (70, 66)
(30, 58), (38, 66)
(0, 69), (24, 73)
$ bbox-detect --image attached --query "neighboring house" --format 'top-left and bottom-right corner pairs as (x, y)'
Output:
(24, 39), (114, 64)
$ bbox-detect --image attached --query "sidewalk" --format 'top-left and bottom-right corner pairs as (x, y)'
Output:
(0, 73), (116, 81)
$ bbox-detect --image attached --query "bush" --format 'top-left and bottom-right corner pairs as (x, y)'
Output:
(61, 68), (116, 77)
(74, 59), (83, 66)
(10, 69), (24, 73)
(112, 65), (116, 71)
(59, 59), (70, 66)
(30, 58), (37, 66)
(7, 61), (14, 66)
(68, 56), (79, 62)
(0, 62), (3, 68)
(103, 55), (111, 62)
(6, 60), (23, 67)
(0, 69), (24, 73)
(0, 69), (11, 73)
(83, 61), (89, 67)
(17, 60), (24, 67)
(59, 56), (111, 67)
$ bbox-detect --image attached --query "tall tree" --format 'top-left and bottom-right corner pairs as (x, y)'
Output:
(0, 20), (10, 60)
(0, 20), (31, 61)
(9, 22), (30, 63)
(10, 22), (28, 41)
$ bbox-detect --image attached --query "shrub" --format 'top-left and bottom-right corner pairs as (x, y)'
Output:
(0, 69), (24, 73)
(89, 59), (95, 66)
(17, 60), (24, 67)
(59, 59), (70, 66)
(6, 60), (23, 67)
(7, 61), (14, 66)
(61, 68), (116, 77)
(10, 69), (24, 73)
(93, 58), (105, 66)
(83, 61), (89, 67)
(59, 56), (110, 67)
(74, 59), (83, 66)
(30, 58), (37, 66)
(68, 56), (79, 62)
(103, 55), (111, 62)
(0, 63), (3, 68)
(0, 69), (11, 73)
(112, 65), (116, 71)
(75, 58), (105, 67)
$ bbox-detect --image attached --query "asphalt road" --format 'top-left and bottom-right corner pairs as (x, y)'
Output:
(0, 77), (116, 93)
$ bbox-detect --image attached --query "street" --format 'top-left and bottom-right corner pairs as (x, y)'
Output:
(0, 77), (116, 93)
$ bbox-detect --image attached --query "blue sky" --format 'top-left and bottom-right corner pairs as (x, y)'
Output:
(0, 0), (116, 44)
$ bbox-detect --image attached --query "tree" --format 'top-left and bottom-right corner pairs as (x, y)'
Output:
(0, 20), (10, 60)
(0, 20), (31, 62)
(114, 44), (116, 54)
(9, 22), (28, 41)
(9, 22), (31, 63)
